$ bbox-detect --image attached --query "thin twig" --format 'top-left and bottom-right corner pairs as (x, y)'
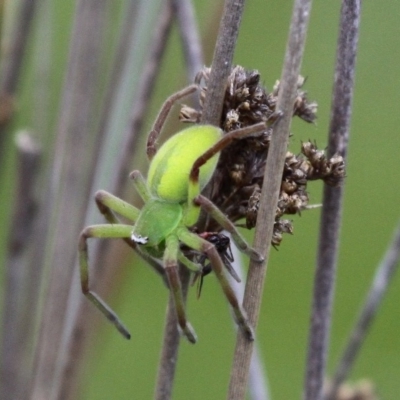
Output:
(114, 2), (174, 195)
(304, 1), (361, 399)
(172, 0), (204, 83)
(29, 1), (108, 398)
(57, 4), (173, 399)
(325, 222), (400, 400)
(154, 267), (191, 400)
(200, 0), (245, 126)
(228, 243), (270, 400)
(227, 1), (312, 399)
(0, 0), (38, 163)
(0, 132), (41, 400)
(154, 0), (205, 397)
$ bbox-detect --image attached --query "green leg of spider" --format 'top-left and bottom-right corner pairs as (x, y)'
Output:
(177, 252), (202, 273)
(79, 224), (134, 339)
(195, 194), (263, 262)
(129, 170), (151, 202)
(94, 189), (167, 280)
(164, 234), (197, 343)
(177, 228), (255, 341)
(95, 190), (140, 222)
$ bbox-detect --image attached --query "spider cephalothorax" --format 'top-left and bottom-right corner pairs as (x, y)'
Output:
(79, 85), (272, 343)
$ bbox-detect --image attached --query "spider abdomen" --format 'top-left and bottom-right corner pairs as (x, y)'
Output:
(147, 125), (222, 202)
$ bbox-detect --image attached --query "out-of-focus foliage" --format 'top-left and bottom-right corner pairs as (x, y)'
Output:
(1, 1), (399, 399)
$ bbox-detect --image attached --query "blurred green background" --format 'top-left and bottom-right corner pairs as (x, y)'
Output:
(1, 0), (399, 399)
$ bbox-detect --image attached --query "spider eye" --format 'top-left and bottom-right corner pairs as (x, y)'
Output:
(131, 233), (149, 245)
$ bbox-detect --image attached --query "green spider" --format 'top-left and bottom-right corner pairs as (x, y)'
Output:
(79, 85), (267, 343)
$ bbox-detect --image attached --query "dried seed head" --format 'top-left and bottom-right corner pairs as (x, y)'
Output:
(301, 141), (345, 186)
(180, 65), (344, 248)
(324, 379), (378, 400)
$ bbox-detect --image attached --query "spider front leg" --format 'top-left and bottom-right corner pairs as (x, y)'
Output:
(178, 228), (255, 341)
(146, 84), (198, 160)
(164, 234), (197, 344)
(185, 122), (269, 226)
(95, 190), (140, 223)
(79, 224), (134, 339)
(95, 188), (166, 281)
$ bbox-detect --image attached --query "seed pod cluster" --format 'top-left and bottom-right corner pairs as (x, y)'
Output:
(181, 66), (344, 247)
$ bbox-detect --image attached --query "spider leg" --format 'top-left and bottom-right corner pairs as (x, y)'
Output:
(95, 190), (140, 222)
(189, 122), (267, 185)
(79, 224), (134, 339)
(95, 190), (166, 280)
(177, 251), (202, 273)
(147, 84), (198, 160)
(129, 170), (151, 202)
(195, 195), (263, 262)
(185, 122), (269, 226)
(164, 234), (197, 343)
(177, 228), (255, 341)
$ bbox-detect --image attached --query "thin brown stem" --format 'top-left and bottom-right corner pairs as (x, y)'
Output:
(155, 0), (205, 397)
(304, 1), (361, 399)
(227, 0), (312, 398)
(0, 0), (38, 162)
(58, 5), (174, 400)
(0, 132), (41, 400)
(114, 3), (174, 193)
(228, 244), (271, 400)
(200, 0), (245, 126)
(29, 1), (109, 398)
(325, 222), (400, 400)
(154, 267), (191, 400)
(172, 0), (204, 83)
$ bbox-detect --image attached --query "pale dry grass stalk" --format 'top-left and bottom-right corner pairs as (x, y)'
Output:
(0, 132), (41, 400)
(29, 1), (109, 398)
(154, 1), (204, 397)
(227, 0), (312, 398)
(0, 0), (38, 157)
(304, 1), (361, 399)
(200, 0), (246, 126)
(325, 222), (400, 400)
(57, 2), (168, 398)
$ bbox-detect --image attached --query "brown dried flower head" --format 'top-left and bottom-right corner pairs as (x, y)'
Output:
(180, 66), (344, 249)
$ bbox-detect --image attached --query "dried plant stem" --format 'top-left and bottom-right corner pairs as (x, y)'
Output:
(229, 244), (270, 400)
(155, 267), (191, 400)
(154, 1), (204, 397)
(29, 1), (108, 398)
(200, 0), (245, 126)
(0, 132), (41, 400)
(304, 1), (361, 400)
(172, 0), (204, 83)
(114, 2), (173, 194)
(0, 0), (38, 160)
(56, 4), (170, 400)
(0, 0), (37, 96)
(227, 1), (312, 399)
(325, 222), (400, 400)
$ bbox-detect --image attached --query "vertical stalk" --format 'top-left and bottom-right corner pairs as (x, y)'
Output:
(29, 1), (108, 398)
(200, 0), (246, 126)
(0, 132), (41, 400)
(304, 1), (361, 399)
(227, 0), (312, 398)
(0, 0), (38, 164)
(154, 0), (204, 397)
(325, 223), (400, 400)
